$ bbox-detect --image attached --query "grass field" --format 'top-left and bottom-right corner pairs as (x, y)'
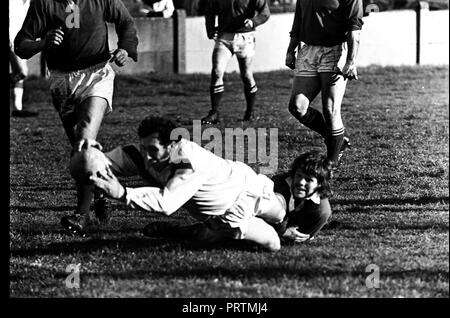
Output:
(9, 65), (449, 298)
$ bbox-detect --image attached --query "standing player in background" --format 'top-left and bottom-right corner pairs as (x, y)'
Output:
(285, 0), (363, 170)
(9, 0), (38, 117)
(14, 0), (138, 233)
(201, 0), (270, 124)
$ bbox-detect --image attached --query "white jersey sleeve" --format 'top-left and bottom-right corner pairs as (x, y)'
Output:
(123, 140), (208, 214)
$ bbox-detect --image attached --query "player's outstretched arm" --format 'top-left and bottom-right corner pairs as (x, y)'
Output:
(282, 227), (311, 243)
(89, 167), (127, 201)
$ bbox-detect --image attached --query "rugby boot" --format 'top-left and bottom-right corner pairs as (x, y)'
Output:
(60, 214), (88, 237)
(337, 136), (351, 165)
(242, 109), (255, 122)
(201, 110), (220, 125)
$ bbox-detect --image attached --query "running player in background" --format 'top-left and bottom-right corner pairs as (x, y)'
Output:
(14, 0), (139, 231)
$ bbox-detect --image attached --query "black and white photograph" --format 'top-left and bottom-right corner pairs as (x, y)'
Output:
(8, 0), (449, 301)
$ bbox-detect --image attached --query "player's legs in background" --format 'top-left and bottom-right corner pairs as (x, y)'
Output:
(59, 97), (107, 234)
(237, 56), (257, 121)
(73, 97), (108, 218)
(288, 76), (327, 138)
(9, 48), (38, 118)
(319, 72), (347, 166)
(201, 45), (232, 124)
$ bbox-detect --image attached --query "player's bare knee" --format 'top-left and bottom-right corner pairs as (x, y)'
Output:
(289, 95), (308, 116)
(265, 238), (281, 252)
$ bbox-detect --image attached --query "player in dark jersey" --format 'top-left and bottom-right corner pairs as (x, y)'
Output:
(14, 0), (139, 234)
(201, 0), (270, 124)
(285, 0), (364, 170)
(272, 151), (333, 243)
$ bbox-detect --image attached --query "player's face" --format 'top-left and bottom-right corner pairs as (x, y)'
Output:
(291, 169), (319, 199)
(140, 133), (170, 163)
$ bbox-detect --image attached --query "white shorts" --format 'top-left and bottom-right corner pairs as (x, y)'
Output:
(49, 62), (115, 119)
(207, 163), (279, 239)
(215, 32), (256, 58)
(294, 43), (347, 77)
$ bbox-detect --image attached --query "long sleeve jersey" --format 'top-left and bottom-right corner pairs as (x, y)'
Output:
(15, 0), (138, 72)
(106, 139), (253, 218)
(290, 0), (363, 46)
(205, 0), (270, 35)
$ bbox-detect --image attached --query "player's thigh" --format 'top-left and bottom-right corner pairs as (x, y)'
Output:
(211, 46), (232, 79)
(244, 217), (281, 252)
(237, 56), (254, 80)
(75, 96), (108, 140)
(319, 72), (347, 111)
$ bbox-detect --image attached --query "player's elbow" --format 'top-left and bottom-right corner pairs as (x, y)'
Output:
(160, 203), (179, 216)
(14, 45), (30, 60)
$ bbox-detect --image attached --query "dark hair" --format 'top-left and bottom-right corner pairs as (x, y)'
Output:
(137, 116), (178, 145)
(290, 151), (332, 198)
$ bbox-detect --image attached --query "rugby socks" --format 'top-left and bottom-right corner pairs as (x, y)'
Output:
(296, 107), (328, 138)
(210, 84), (224, 113)
(244, 84), (258, 116)
(326, 128), (345, 165)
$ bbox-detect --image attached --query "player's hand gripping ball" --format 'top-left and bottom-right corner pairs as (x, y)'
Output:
(69, 146), (111, 183)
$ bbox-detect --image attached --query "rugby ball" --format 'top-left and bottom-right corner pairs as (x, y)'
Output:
(69, 146), (110, 183)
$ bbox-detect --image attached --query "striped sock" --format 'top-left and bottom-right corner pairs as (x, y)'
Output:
(244, 84), (257, 113)
(327, 128), (345, 164)
(210, 84), (224, 113)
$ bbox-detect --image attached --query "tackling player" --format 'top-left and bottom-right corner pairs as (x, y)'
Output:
(201, 0), (270, 124)
(14, 0), (139, 232)
(87, 116), (287, 252)
(285, 0), (364, 170)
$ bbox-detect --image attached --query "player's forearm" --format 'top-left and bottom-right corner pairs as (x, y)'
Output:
(287, 36), (300, 54)
(115, 20), (139, 62)
(205, 15), (216, 37)
(14, 38), (46, 60)
(346, 30), (360, 63)
(123, 186), (184, 215)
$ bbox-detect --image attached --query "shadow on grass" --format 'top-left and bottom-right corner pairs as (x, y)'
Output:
(333, 196), (449, 207)
(10, 263), (448, 284)
(11, 206), (75, 213)
(10, 236), (263, 258)
(323, 220), (449, 232)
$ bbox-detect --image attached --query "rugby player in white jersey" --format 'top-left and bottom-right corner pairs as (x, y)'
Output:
(81, 116), (287, 251)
